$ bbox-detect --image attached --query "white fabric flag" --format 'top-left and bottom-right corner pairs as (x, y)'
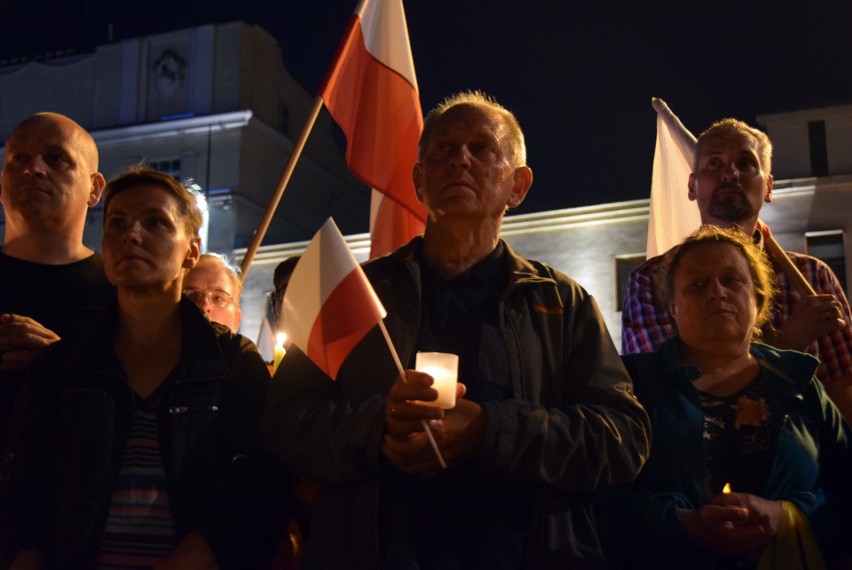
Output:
(646, 98), (700, 258)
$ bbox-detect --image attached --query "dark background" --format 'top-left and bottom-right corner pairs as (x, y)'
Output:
(2, 0), (851, 215)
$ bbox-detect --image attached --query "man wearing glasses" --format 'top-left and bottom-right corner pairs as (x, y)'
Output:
(183, 253), (242, 332)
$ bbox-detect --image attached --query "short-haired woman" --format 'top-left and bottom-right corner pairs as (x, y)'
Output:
(0, 167), (289, 568)
(600, 225), (852, 569)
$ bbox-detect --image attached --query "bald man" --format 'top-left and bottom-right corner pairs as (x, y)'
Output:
(0, 113), (115, 445)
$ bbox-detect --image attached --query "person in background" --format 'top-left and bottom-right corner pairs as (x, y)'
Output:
(268, 254), (313, 568)
(0, 112), (114, 447)
(622, 118), (852, 421)
(183, 253), (242, 332)
(264, 91), (650, 568)
(601, 225), (852, 568)
(0, 167), (288, 568)
(270, 256), (300, 349)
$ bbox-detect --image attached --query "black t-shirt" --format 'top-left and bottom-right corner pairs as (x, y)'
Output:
(0, 251), (115, 446)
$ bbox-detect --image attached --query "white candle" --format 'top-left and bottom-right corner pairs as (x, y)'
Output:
(415, 352), (459, 409)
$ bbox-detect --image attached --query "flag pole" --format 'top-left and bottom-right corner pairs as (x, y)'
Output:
(239, 95), (324, 279)
(378, 320), (447, 469)
(759, 222), (817, 297)
(652, 97), (696, 146)
(239, 11), (363, 280)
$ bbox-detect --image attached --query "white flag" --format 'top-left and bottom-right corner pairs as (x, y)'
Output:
(646, 98), (701, 258)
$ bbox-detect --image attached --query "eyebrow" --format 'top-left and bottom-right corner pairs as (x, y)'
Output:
(105, 207), (175, 218)
(701, 148), (759, 162)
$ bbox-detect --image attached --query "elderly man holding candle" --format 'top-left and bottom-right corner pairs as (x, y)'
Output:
(600, 226), (852, 568)
(264, 91), (650, 568)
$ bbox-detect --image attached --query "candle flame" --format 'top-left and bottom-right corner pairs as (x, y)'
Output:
(722, 482), (732, 494)
(276, 332), (288, 347)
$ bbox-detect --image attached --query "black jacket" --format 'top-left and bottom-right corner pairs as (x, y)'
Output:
(265, 237), (650, 569)
(0, 299), (289, 569)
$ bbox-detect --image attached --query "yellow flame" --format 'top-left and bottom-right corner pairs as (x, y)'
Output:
(276, 332), (288, 347)
(722, 482), (732, 494)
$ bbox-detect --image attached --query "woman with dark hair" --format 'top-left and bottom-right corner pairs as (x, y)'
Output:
(600, 225), (852, 569)
(0, 167), (288, 568)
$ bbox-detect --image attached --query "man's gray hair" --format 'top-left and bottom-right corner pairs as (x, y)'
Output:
(419, 90), (527, 168)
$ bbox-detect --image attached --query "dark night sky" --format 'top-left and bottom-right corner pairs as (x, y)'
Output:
(2, 1), (852, 215)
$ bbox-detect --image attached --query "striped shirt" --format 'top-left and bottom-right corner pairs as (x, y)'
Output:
(621, 248), (852, 386)
(97, 399), (177, 568)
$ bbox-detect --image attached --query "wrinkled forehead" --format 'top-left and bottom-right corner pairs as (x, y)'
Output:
(697, 132), (760, 160)
(185, 261), (235, 292)
(432, 104), (508, 141)
(676, 242), (751, 276)
(5, 116), (92, 167)
(105, 183), (180, 216)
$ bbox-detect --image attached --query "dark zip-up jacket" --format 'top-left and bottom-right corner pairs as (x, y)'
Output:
(0, 299), (289, 568)
(264, 237), (650, 569)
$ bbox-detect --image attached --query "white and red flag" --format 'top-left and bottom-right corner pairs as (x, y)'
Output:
(281, 218), (386, 379)
(646, 98), (700, 258)
(320, 0), (426, 259)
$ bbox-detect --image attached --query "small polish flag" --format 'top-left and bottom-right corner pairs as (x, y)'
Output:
(281, 218), (387, 379)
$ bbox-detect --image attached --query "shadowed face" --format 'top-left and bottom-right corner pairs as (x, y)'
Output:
(1, 114), (104, 229)
(184, 260), (242, 331)
(689, 133), (772, 227)
(413, 104), (531, 224)
(102, 184), (200, 293)
(670, 242), (758, 348)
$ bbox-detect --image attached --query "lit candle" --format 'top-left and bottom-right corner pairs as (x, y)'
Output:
(415, 352), (459, 409)
(722, 482), (732, 494)
(273, 332), (288, 372)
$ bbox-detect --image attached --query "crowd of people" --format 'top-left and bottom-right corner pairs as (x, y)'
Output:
(0, 94), (849, 569)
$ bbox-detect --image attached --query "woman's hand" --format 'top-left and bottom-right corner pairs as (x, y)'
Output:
(713, 491), (782, 540)
(677, 501), (771, 556)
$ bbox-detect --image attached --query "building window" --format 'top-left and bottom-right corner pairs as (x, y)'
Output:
(615, 255), (646, 311)
(807, 120), (829, 177)
(806, 230), (846, 291)
(147, 158), (182, 178)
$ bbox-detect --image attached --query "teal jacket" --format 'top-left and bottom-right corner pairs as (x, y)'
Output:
(264, 237), (650, 569)
(601, 338), (852, 568)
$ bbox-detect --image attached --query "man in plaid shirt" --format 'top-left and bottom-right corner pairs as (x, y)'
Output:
(622, 118), (852, 420)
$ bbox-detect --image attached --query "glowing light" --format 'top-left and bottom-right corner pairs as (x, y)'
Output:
(273, 332), (288, 372)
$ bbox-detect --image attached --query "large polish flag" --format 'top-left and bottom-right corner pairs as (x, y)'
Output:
(646, 98), (700, 258)
(281, 218), (387, 379)
(320, 0), (426, 259)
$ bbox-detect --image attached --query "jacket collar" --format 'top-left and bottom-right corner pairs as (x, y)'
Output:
(387, 236), (554, 287)
(61, 297), (229, 383)
(660, 336), (819, 398)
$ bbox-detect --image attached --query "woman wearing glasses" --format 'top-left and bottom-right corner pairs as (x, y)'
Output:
(0, 167), (289, 568)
